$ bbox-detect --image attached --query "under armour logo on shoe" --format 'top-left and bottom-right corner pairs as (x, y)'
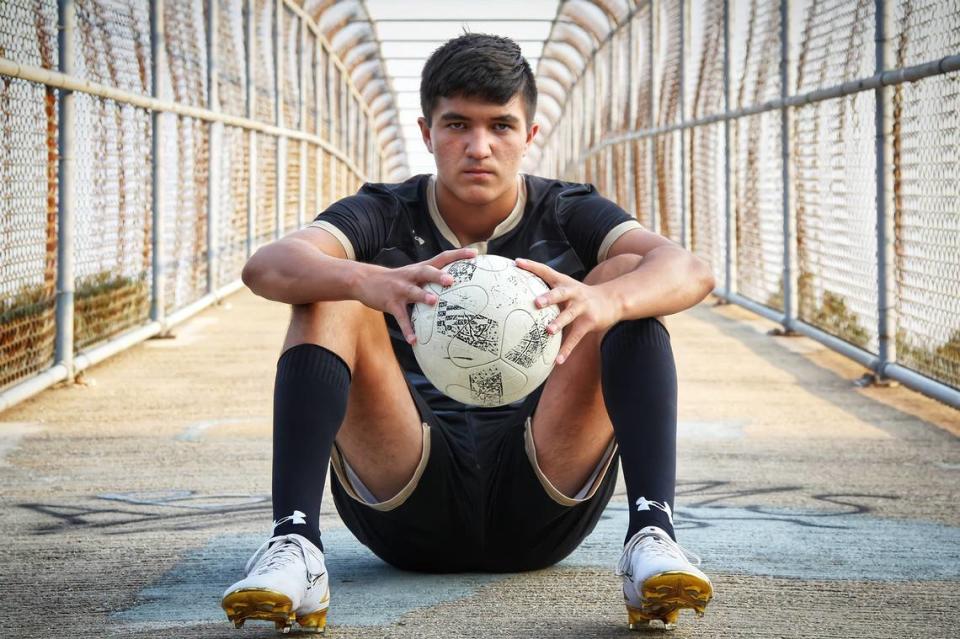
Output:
(635, 497), (674, 525)
(273, 510), (307, 528)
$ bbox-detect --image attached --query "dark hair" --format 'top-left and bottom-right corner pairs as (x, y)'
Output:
(420, 33), (537, 128)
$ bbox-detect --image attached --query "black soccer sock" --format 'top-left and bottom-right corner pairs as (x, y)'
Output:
(271, 343), (351, 551)
(600, 318), (678, 544)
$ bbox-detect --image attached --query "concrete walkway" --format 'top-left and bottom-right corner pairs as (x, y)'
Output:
(1, 289), (957, 638)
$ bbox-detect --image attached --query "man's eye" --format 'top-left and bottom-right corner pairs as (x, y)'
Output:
(448, 122), (465, 130)
(493, 123), (511, 131)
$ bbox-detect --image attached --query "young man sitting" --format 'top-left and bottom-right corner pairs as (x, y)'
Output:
(222, 33), (716, 633)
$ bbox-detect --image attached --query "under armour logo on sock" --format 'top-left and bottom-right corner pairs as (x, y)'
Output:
(273, 510), (307, 528)
(635, 497), (674, 525)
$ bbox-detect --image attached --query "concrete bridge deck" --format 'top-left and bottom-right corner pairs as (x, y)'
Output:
(1, 289), (958, 638)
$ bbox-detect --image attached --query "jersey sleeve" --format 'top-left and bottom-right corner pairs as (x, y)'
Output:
(307, 183), (396, 262)
(555, 183), (645, 268)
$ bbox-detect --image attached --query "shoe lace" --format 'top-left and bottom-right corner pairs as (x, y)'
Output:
(615, 528), (702, 579)
(245, 535), (322, 580)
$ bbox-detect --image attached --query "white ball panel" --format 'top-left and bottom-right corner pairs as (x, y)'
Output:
(447, 336), (499, 368)
(472, 254), (514, 272)
(412, 304), (435, 345)
(522, 271), (550, 297)
(440, 285), (489, 314)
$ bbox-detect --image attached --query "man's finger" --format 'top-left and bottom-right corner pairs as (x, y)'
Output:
(548, 306), (579, 334)
(406, 283), (437, 306)
(515, 257), (561, 286)
(556, 328), (586, 365)
(418, 265), (454, 287)
(535, 286), (571, 309)
(430, 247), (478, 268)
(394, 305), (418, 345)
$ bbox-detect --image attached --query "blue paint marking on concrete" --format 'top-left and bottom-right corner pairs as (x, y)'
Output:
(114, 506), (960, 630)
(563, 505), (960, 581)
(113, 528), (503, 629)
(175, 416), (267, 442)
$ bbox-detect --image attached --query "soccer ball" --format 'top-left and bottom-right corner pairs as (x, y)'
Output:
(411, 254), (561, 407)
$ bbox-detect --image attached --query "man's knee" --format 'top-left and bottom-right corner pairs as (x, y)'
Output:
(288, 299), (387, 336)
(289, 299), (368, 323)
(283, 300), (381, 364)
(584, 253), (643, 285)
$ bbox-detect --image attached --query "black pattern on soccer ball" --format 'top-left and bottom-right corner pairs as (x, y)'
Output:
(469, 367), (503, 404)
(435, 300), (499, 354)
(448, 261), (477, 284)
(505, 321), (550, 368)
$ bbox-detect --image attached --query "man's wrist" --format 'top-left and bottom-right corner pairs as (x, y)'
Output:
(594, 279), (630, 325)
(345, 260), (385, 303)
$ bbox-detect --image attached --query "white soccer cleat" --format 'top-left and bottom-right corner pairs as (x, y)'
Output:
(221, 533), (330, 634)
(616, 526), (713, 631)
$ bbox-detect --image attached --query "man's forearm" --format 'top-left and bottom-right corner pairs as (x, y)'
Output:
(242, 238), (378, 305)
(599, 246), (715, 321)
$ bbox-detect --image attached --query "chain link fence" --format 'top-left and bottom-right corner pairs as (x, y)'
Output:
(3, 0), (956, 410)
(534, 0), (960, 407)
(0, 0), (388, 409)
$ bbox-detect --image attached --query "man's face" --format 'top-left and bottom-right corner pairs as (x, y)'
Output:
(417, 94), (538, 207)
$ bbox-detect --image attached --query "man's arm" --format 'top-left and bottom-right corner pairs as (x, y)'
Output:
(242, 228), (364, 305)
(599, 228), (715, 320)
(516, 228), (714, 364)
(241, 227), (477, 343)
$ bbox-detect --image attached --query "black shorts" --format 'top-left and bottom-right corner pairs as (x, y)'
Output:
(329, 379), (619, 573)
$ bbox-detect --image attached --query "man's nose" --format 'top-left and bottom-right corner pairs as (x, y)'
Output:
(464, 130), (492, 159)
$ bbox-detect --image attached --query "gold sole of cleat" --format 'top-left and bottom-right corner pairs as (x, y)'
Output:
(626, 571), (713, 631)
(627, 605), (679, 631)
(222, 588), (294, 631)
(296, 608), (329, 633)
(222, 588), (329, 634)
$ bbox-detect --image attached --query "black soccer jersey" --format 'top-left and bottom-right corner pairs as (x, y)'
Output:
(309, 173), (642, 412)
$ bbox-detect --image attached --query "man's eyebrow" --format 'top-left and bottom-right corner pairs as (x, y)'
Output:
(438, 112), (520, 124)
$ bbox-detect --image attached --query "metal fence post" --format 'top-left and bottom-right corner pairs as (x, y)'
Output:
(298, 21), (307, 228)
(345, 98), (351, 186)
(722, 0), (734, 299)
(274, 0), (285, 238)
(649, 0), (659, 233)
(341, 72), (348, 192)
(605, 41), (614, 200)
(150, 0), (167, 322)
(315, 41), (323, 209)
(326, 51), (334, 205)
(367, 125), (373, 183)
(368, 118), (375, 179)
(626, 15), (636, 217)
(780, 0), (798, 329)
(875, 0), (896, 375)
(206, 0), (221, 293)
(679, 0), (689, 249)
(324, 49), (337, 206)
(55, 0), (77, 374)
(246, 0), (256, 257)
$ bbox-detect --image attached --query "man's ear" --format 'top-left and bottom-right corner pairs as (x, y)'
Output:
(417, 117), (433, 154)
(524, 122), (539, 152)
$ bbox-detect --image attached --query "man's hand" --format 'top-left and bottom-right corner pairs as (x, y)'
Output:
(515, 258), (623, 365)
(355, 248), (478, 345)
